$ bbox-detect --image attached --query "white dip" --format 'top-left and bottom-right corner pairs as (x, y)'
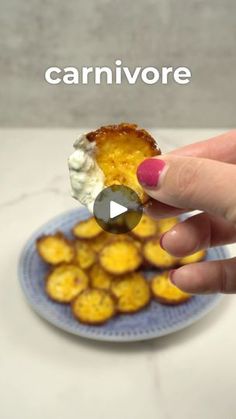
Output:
(68, 134), (105, 213)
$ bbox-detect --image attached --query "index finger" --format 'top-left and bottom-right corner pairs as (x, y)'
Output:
(169, 130), (236, 163)
(145, 130), (236, 219)
(145, 199), (187, 219)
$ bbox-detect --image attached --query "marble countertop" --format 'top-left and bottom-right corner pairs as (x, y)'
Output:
(1, 128), (236, 419)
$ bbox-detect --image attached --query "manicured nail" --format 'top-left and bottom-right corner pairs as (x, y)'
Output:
(169, 270), (177, 285)
(137, 158), (166, 188)
(159, 233), (166, 249)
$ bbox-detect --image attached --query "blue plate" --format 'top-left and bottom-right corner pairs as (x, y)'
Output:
(18, 208), (227, 342)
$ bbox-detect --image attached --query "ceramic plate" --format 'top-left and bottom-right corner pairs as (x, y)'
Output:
(18, 208), (227, 342)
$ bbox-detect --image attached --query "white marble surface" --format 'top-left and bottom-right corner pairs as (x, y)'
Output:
(1, 129), (236, 419)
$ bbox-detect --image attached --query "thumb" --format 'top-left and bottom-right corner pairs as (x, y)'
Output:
(137, 155), (236, 223)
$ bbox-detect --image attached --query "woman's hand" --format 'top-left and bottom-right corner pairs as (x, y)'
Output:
(136, 130), (236, 294)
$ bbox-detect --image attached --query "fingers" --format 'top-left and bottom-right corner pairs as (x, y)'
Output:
(171, 257), (236, 294)
(143, 130), (236, 218)
(161, 212), (236, 257)
(137, 155), (236, 224)
(170, 130), (236, 163)
(143, 130), (236, 220)
(144, 198), (187, 219)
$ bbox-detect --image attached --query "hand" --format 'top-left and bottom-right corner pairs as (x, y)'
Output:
(137, 130), (236, 294)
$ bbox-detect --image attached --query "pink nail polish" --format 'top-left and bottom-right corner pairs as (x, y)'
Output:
(137, 159), (166, 188)
(169, 270), (177, 285)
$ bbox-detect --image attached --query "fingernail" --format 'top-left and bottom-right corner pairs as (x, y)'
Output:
(159, 233), (166, 249)
(169, 270), (177, 285)
(137, 158), (166, 188)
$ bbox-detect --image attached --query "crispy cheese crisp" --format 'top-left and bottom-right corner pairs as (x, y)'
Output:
(143, 237), (178, 268)
(90, 263), (113, 290)
(99, 239), (142, 275)
(151, 271), (191, 305)
(111, 272), (151, 313)
(87, 123), (160, 203)
(74, 240), (96, 270)
(110, 234), (141, 247)
(72, 217), (103, 239)
(72, 289), (116, 325)
(180, 250), (206, 265)
(36, 233), (74, 265)
(157, 217), (179, 235)
(90, 232), (111, 252)
(131, 214), (158, 240)
(46, 264), (89, 303)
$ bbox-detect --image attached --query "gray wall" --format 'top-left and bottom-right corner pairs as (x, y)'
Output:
(0, 0), (235, 128)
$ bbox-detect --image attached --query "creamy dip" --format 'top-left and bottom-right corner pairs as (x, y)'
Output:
(68, 134), (104, 213)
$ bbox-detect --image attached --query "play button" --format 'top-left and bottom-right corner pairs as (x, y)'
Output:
(110, 201), (128, 219)
(93, 185), (143, 234)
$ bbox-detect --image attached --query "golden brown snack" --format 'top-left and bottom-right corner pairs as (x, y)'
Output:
(111, 272), (151, 313)
(99, 239), (142, 275)
(143, 237), (178, 268)
(90, 232), (138, 253)
(36, 233), (74, 265)
(74, 240), (96, 270)
(72, 289), (116, 325)
(130, 214), (158, 240)
(86, 123), (160, 203)
(109, 233), (131, 241)
(90, 263), (113, 290)
(180, 250), (206, 265)
(72, 217), (103, 239)
(108, 233), (142, 253)
(151, 271), (191, 305)
(46, 264), (89, 303)
(90, 232), (111, 252)
(157, 217), (179, 235)
(132, 239), (142, 251)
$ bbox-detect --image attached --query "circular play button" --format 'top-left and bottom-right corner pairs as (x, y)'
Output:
(93, 185), (143, 234)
